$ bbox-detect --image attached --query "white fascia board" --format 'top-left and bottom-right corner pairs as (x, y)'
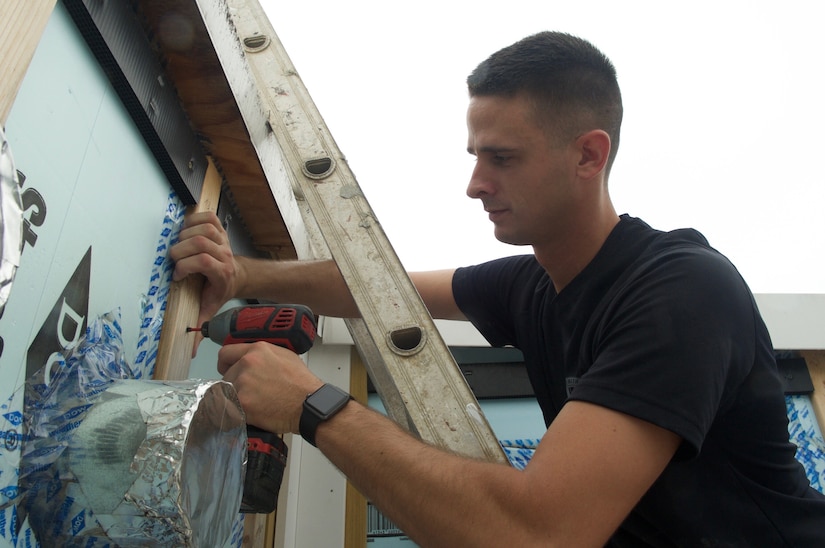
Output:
(319, 293), (825, 350)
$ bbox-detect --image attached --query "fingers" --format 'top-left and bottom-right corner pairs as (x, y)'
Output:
(217, 342), (322, 433)
(170, 211), (237, 308)
(218, 342), (302, 376)
(180, 221), (228, 252)
(171, 213), (230, 274)
(190, 331), (204, 359)
(171, 235), (233, 281)
(171, 212), (236, 356)
(217, 342), (255, 376)
(182, 211), (225, 236)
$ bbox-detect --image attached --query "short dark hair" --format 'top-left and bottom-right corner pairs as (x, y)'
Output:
(467, 32), (623, 176)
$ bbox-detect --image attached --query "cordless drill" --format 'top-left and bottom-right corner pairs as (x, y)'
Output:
(190, 303), (317, 514)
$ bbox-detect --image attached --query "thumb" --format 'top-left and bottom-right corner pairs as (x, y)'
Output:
(190, 300), (220, 358)
(190, 305), (218, 358)
(190, 331), (204, 358)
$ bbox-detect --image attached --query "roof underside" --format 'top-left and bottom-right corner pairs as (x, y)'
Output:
(134, 0), (297, 260)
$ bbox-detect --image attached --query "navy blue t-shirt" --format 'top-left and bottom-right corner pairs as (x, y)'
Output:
(453, 215), (825, 546)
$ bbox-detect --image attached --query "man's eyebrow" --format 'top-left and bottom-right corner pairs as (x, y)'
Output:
(467, 145), (516, 155)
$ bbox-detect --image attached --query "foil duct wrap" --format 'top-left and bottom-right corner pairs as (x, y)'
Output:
(66, 379), (247, 546)
(8, 312), (247, 547)
(0, 125), (24, 315)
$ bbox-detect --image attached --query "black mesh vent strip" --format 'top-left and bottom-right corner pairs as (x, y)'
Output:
(62, 0), (207, 205)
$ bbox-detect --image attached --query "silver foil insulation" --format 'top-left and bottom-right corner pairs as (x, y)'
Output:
(7, 312), (247, 547)
(0, 126), (23, 316)
(66, 378), (247, 546)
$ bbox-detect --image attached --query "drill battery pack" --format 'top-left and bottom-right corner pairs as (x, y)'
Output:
(240, 425), (289, 514)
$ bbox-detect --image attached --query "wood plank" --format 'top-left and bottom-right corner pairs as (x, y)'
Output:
(345, 347), (368, 548)
(242, 513), (268, 548)
(153, 156), (222, 381)
(0, 0), (58, 124)
(264, 512), (277, 548)
(156, 155), (274, 547)
(801, 350), (825, 434)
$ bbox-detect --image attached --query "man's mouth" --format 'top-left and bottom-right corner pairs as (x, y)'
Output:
(485, 208), (507, 222)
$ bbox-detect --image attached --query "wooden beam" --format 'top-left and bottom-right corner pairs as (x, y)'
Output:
(345, 347), (368, 548)
(154, 156), (222, 381)
(264, 511), (277, 548)
(801, 350), (825, 434)
(0, 0), (57, 125)
(155, 155), (279, 547)
(241, 513), (268, 548)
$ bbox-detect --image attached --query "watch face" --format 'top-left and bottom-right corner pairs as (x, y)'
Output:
(309, 384), (349, 414)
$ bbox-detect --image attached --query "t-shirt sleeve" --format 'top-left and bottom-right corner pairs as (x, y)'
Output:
(568, 247), (759, 459)
(452, 255), (544, 348)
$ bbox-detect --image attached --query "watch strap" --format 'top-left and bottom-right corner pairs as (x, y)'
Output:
(299, 384), (352, 447)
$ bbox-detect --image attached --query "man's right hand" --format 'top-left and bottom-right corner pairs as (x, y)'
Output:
(170, 211), (242, 337)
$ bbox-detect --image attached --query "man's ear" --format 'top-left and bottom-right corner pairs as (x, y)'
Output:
(575, 129), (611, 180)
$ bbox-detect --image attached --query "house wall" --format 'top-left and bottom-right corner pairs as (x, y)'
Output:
(0, 3), (182, 544)
(0, 1), (173, 371)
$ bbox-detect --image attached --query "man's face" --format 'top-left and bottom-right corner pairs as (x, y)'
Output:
(466, 94), (578, 248)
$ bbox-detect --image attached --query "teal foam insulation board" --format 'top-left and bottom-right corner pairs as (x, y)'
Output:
(0, 4), (240, 546)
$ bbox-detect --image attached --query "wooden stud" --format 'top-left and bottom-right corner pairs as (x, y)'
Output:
(801, 350), (825, 434)
(0, 0), (58, 125)
(154, 156), (278, 547)
(264, 512), (277, 548)
(153, 156), (222, 381)
(345, 347), (369, 548)
(241, 513), (268, 548)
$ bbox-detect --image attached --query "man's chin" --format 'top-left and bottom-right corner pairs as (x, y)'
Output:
(493, 230), (530, 247)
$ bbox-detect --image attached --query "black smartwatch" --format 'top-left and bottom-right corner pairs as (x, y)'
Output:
(299, 383), (352, 447)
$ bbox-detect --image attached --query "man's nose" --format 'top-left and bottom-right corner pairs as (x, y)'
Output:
(466, 162), (493, 199)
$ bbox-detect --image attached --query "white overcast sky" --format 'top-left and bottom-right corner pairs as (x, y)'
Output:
(261, 0), (824, 294)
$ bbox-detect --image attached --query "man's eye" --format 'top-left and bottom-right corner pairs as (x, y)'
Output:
(492, 155), (510, 165)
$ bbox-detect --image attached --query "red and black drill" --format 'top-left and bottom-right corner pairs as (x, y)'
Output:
(188, 303), (317, 514)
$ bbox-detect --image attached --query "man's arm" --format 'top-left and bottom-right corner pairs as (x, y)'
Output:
(219, 342), (681, 547)
(170, 212), (463, 326)
(410, 269), (465, 321)
(320, 400), (679, 547)
(234, 262), (465, 321)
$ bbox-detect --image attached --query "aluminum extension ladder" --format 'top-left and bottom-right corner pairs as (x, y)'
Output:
(202, 0), (508, 464)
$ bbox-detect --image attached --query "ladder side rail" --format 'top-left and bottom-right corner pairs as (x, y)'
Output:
(198, 0), (507, 463)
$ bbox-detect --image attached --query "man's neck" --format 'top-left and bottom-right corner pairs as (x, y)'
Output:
(534, 210), (620, 293)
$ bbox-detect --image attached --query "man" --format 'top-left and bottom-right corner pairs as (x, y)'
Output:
(171, 32), (825, 546)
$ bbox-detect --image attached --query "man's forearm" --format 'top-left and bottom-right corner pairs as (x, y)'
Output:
(233, 259), (464, 321)
(234, 257), (360, 318)
(314, 402), (543, 547)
